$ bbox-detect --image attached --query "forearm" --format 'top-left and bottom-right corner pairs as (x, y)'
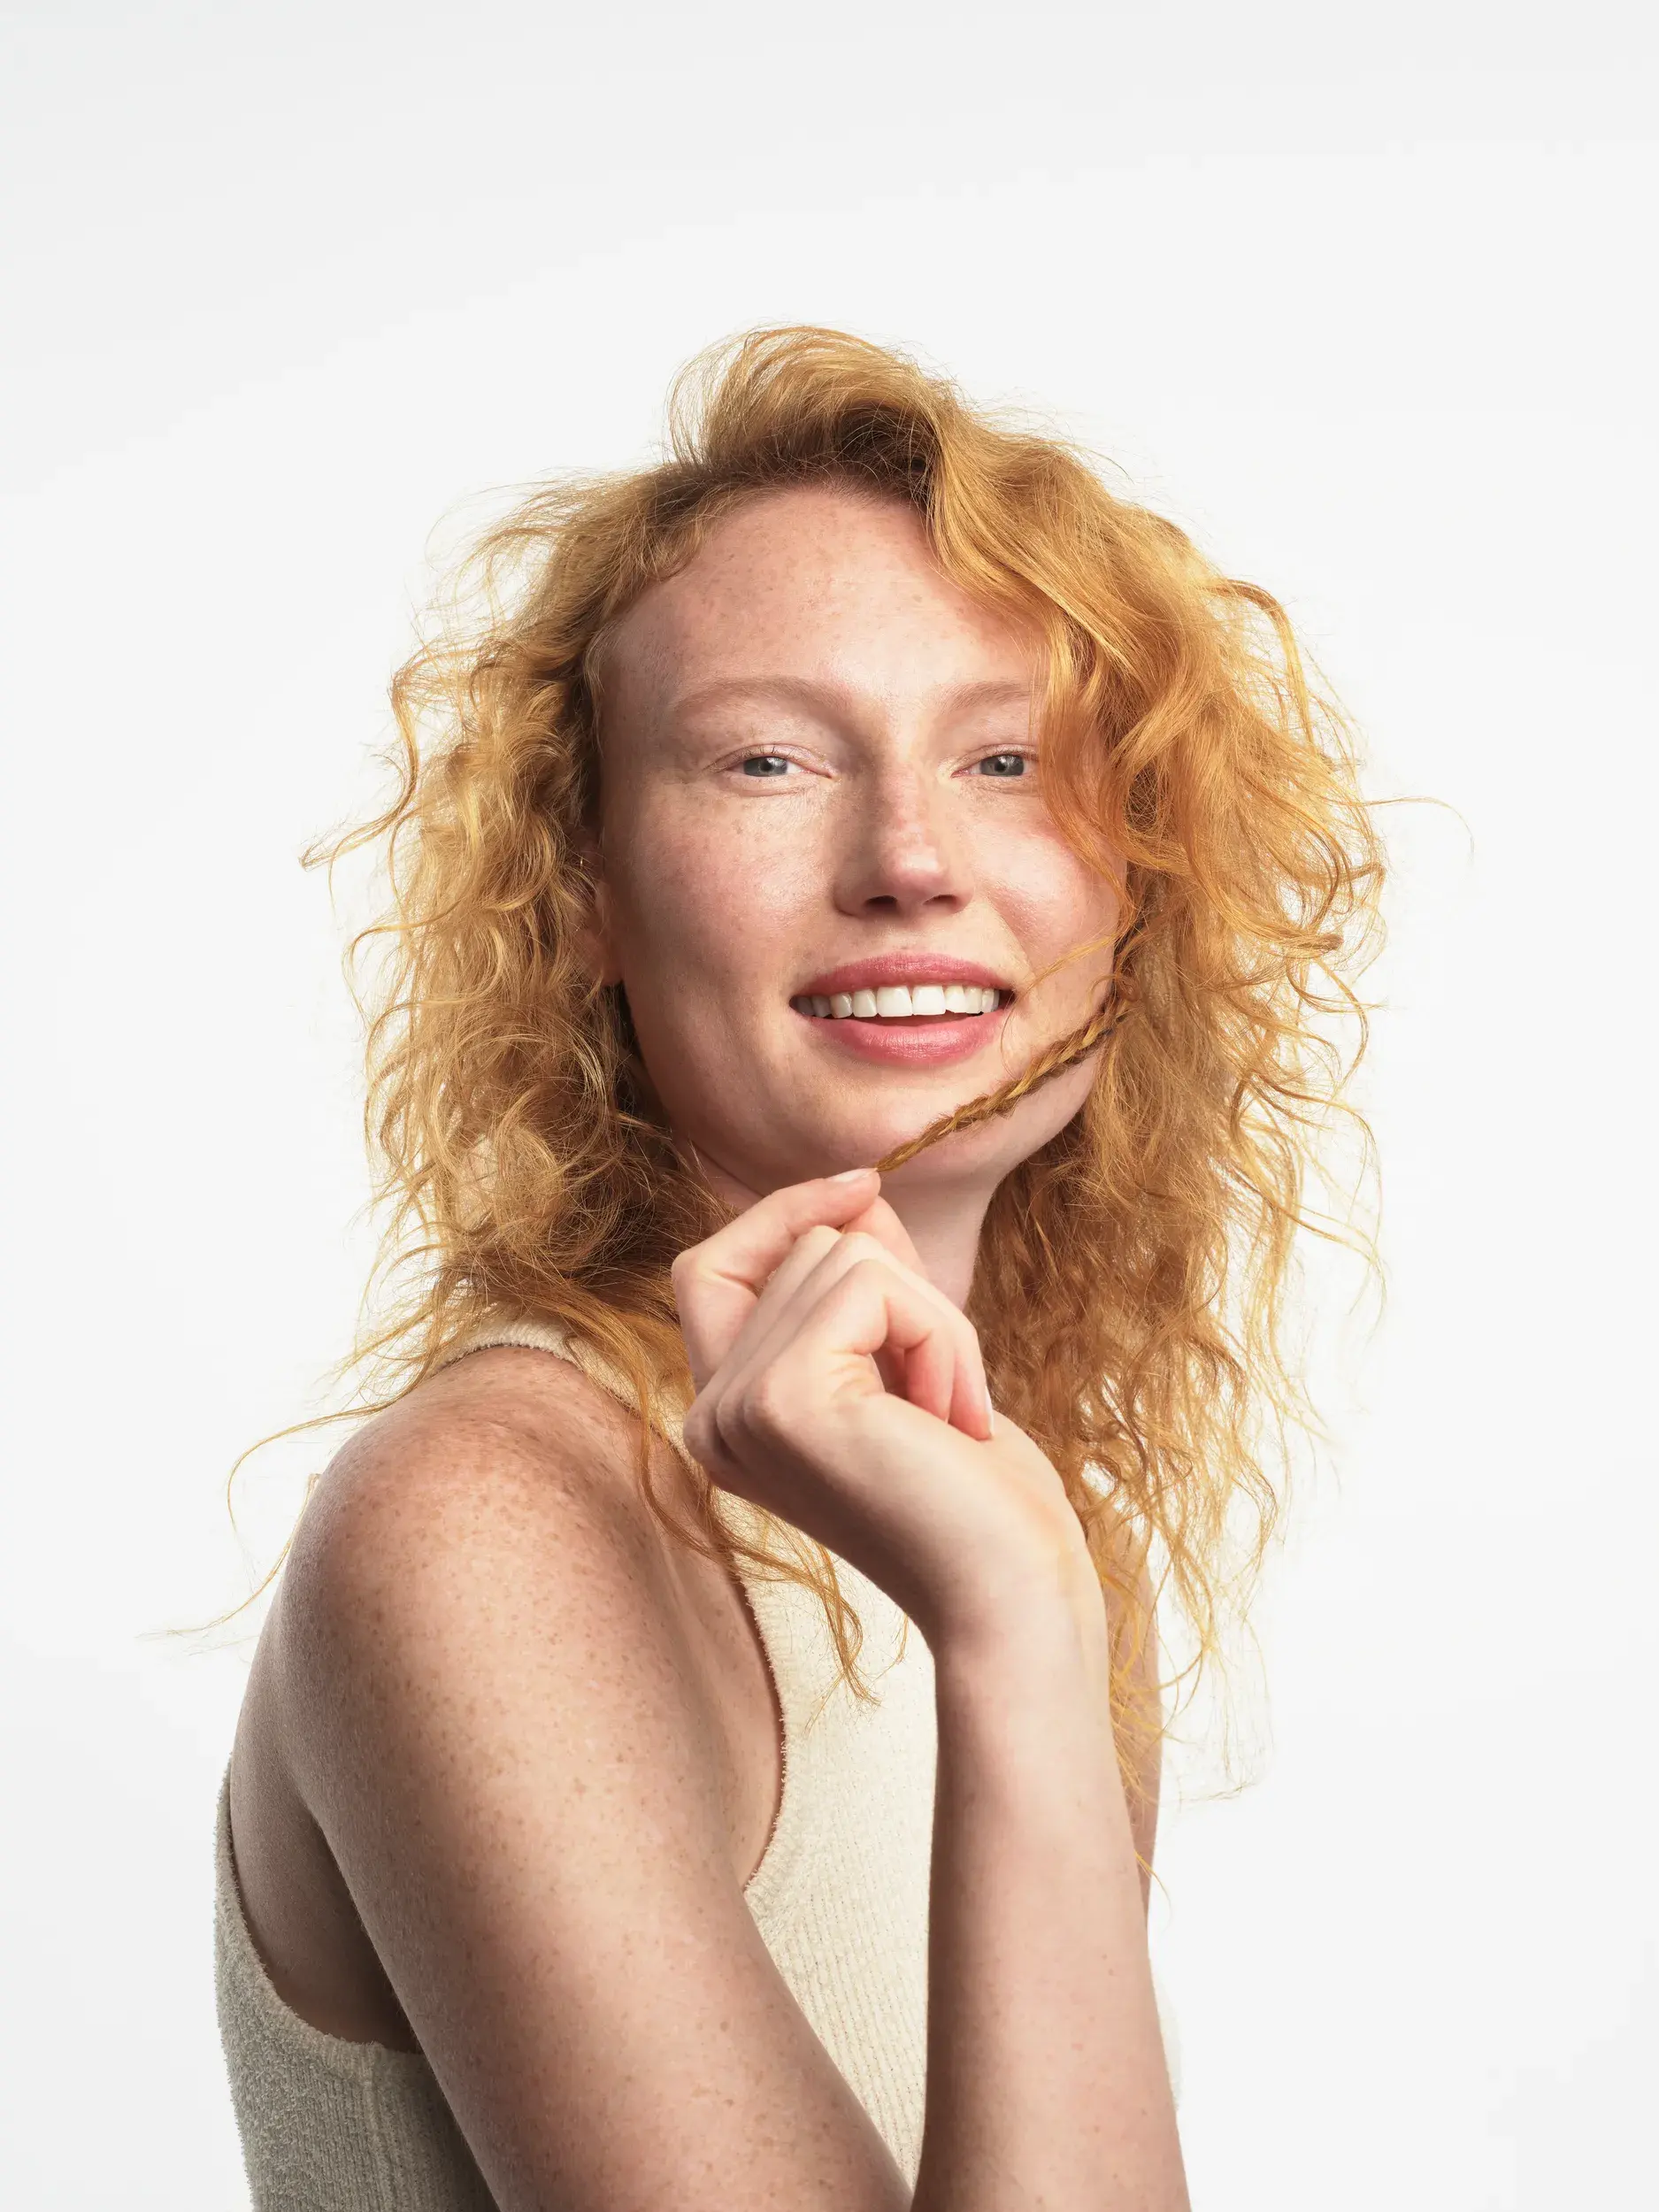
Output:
(912, 1579), (1187, 2212)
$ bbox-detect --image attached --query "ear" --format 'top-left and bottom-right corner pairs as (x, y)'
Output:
(572, 849), (625, 987)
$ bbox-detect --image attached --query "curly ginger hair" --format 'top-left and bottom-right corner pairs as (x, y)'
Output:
(298, 326), (1384, 1791)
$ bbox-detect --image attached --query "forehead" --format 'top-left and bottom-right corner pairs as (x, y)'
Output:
(600, 484), (1036, 731)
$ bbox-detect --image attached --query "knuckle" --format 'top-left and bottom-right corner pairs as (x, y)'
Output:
(734, 1364), (794, 1446)
(671, 1255), (724, 1327)
(681, 1397), (713, 1461)
(839, 1232), (889, 1271)
(689, 1387), (749, 1471)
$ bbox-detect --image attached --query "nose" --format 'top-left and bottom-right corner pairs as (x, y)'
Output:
(833, 763), (968, 918)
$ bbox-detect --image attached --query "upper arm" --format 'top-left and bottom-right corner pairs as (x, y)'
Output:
(274, 1363), (906, 2212)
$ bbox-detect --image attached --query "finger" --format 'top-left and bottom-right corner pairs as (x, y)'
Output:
(689, 1241), (990, 1485)
(705, 1221), (844, 1382)
(694, 1225), (871, 1422)
(833, 1238), (988, 1436)
(891, 1294), (987, 1435)
(837, 1202), (930, 1394)
(726, 1257), (992, 1455)
(720, 1233), (991, 1440)
(672, 1170), (879, 1384)
(687, 1224), (901, 1470)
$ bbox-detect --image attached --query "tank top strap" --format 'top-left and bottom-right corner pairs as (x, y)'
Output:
(432, 1309), (700, 1449)
(429, 1310), (582, 1376)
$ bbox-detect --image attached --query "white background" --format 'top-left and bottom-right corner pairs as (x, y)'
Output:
(3, 4), (1655, 2206)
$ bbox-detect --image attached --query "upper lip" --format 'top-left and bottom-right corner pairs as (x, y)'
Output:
(795, 952), (1015, 998)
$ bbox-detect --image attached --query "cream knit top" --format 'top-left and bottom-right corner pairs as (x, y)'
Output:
(215, 1316), (1179, 2208)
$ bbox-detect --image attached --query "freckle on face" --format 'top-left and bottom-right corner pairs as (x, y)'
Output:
(592, 486), (1122, 1191)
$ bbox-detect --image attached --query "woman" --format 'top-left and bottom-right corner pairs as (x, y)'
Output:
(216, 327), (1381, 2210)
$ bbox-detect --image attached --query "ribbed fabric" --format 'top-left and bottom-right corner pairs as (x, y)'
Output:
(215, 1783), (496, 2210)
(215, 1314), (1178, 2208)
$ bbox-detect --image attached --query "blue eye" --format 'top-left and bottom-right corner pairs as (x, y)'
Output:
(740, 754), (793, 778)
(977, 752), (1027, 778)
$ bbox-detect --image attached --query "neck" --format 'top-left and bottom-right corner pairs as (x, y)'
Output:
(872, 1171), (993, 1308)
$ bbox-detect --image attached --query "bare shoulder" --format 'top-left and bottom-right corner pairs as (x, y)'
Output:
(271, 1343), (710, 1798)
(294, 1341), (660, 1582)
(227, 1349), (665, 2039)
(238, 1344), (899, 2210)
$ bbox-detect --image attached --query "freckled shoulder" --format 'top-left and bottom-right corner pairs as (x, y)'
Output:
(288, 1343), (674, 1580)
(227, 1333), (899, 2211)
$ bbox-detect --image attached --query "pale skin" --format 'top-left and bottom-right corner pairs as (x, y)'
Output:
(228, 486), (1187, 2208)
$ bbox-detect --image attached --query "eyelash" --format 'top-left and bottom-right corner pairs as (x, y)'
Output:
(729, 749), (1037, 780)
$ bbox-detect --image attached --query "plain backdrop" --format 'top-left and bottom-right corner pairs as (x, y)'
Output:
(3, 4), (1655, 2206)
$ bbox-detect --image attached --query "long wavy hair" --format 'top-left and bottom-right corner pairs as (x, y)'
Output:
(288, 326), (1384, 1795)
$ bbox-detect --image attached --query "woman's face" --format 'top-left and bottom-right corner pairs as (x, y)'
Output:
(590, 485), (1122, 1202)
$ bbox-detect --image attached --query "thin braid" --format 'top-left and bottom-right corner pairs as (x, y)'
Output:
(873, 996), (1130, 1175)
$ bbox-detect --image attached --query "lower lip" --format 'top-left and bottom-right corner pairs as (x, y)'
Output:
(795, 1005), (1010, 1066)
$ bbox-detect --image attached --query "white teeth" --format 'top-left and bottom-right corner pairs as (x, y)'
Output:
(797, 982), (1006, 1020)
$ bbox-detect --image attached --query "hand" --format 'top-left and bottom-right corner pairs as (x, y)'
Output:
(673, 1171), (1097, 1647)
(675, 1168), (982, 1423)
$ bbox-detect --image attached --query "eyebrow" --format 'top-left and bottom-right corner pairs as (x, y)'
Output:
(663, 674), (1035, 726)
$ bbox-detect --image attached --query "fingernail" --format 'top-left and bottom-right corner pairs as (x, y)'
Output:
(826, 1166), (875, 1183)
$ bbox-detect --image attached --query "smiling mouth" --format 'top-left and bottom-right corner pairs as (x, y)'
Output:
(789, 984), (1011, 1021)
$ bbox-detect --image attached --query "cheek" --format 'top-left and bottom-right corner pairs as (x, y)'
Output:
(998, 828), (1122, 964)
(606, 796), (817, 999)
